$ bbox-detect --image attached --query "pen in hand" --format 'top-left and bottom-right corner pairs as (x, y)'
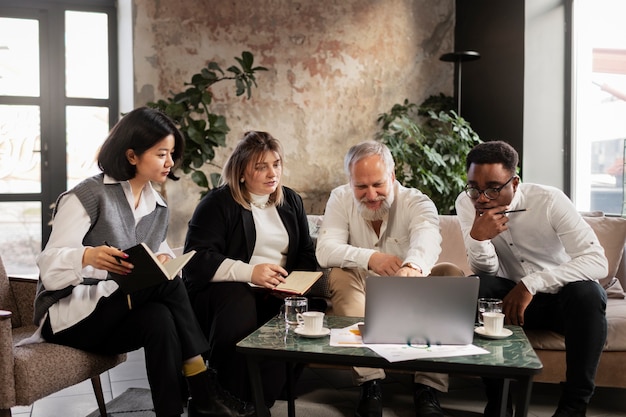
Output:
(496, 208), (528, 215)
(104, 241), (123, 265)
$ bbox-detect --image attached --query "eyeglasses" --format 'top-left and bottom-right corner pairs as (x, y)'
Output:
(465, 176), (516, 200)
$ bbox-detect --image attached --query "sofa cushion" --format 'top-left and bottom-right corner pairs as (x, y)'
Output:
(584, 216), (626, 298)
(306, 215), (331, 298)
(11, 326), (126, 405)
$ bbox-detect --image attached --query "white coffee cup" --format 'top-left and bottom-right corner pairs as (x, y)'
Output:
(483, 312), (505, 335)
(297, 311), (324, 334)
(477, 297), (503, 325)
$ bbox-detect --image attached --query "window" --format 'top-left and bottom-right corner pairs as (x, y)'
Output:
(573, 0), (626, 215)
(0, 1), (118, 274)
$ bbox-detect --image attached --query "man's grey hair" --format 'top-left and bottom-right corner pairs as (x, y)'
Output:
(344, 141), (395, 179)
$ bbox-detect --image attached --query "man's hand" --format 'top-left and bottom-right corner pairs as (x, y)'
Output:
(469, 206), (510, 241)
(368, 252), (403, 276)
(502, 282), (533, 326)
(396, 266), (424, 277)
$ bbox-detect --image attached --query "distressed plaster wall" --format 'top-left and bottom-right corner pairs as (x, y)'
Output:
(132, 0), (455, 247)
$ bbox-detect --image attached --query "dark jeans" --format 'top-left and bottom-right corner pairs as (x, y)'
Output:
(478, 275), (607, 406)
(189, 282), (286, 405)
(43, 278), (209, 417)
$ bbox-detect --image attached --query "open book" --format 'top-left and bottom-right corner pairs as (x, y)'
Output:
(110, 242), (196, 293)
(273, 270), (323, 295)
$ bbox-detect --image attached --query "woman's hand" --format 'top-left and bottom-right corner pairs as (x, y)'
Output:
(251, 263), (288, 289)
(156, 253), (172, 264)
(83, 245), (133, 275)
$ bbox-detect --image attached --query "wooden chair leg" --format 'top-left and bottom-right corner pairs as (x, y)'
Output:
(91, 375), (108, 417)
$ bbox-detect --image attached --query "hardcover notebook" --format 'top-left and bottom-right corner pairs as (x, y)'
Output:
(274, 271), (323, 295)
(359, 275), (479, 345)
(110, 242), (196, 293)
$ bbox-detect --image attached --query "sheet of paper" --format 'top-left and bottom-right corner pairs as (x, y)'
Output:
(329, 323), (489, 363)
(329, 323), (366, 346)
(367, 343), (489, 362)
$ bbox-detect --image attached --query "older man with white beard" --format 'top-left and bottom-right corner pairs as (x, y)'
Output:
(316, 141), (464, 417)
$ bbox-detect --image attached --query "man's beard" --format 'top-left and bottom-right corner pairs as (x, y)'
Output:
(357, 189), (394, 221)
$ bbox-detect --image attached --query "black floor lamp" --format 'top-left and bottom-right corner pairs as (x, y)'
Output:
(439, 50), (480, 116)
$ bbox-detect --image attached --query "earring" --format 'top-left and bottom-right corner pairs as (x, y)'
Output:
(240, 177), (244, 183)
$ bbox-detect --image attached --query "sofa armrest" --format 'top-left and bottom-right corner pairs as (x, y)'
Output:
(616, 246), (626, 290)
(0, 309), (16, 406)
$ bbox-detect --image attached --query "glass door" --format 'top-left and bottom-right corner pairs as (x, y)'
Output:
(0, 2), (117, 275)
(572, 0), (626, 215)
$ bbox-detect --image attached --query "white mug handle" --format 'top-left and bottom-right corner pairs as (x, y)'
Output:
(296, 312), (305, 327)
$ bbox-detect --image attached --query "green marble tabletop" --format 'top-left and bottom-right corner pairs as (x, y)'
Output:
(237, 315), (543, 374)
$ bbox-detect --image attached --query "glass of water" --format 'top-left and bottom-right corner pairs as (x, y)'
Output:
(284, 296), (308, 327)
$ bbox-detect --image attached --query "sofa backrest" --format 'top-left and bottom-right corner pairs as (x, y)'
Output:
(582, 215), (626, 296)
(437, 215), (472, 275)
(308, 213), (626, 295)
(440, 214), (626, 298)
(0, 255), (21, 328)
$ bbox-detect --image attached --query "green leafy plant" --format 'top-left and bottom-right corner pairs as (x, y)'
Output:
(376, 94), (482, 214)
(147, 51), (267, 196)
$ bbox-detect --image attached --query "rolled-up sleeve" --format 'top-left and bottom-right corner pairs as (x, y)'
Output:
(36, 194), (107, 291)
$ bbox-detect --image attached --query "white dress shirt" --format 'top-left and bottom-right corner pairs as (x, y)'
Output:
(315, 181), (441, 275)
(455, 182), (608, 294)
(37, 176), (173, 332)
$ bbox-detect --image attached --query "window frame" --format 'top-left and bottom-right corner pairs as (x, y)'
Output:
(0, 0), (118, 247)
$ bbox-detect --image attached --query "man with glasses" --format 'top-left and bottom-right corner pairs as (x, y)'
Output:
(455, 141), (608, 417)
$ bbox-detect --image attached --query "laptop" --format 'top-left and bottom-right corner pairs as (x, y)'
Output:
(359, 275), (479, 345)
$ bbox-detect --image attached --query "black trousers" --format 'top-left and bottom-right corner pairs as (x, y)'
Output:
(478, 275), (607, 406)
(42, 278), (209, 417)
(190, 282), (286, 405)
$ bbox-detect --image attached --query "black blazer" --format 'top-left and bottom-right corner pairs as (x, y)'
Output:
(182, 185), (318, 295)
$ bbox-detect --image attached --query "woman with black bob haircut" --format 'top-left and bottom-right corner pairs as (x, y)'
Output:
(31, 107), (254, 417)
(98, 107), (184, 181)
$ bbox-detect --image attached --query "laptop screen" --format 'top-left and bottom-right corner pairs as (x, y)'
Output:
(360, 275), (479, 345)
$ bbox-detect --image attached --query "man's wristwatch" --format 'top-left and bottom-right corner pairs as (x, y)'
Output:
(401, 262), (422, 273)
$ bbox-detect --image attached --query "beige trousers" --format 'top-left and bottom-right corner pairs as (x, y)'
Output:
(328, 262), (466, 391)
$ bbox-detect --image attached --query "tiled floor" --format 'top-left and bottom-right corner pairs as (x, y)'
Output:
(10, 348), (626, 417)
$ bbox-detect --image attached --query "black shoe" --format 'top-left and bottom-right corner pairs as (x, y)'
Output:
(188, 395), (255, 417)
(186, 368), (255, 417)
(413, 383), (444, 417)
(552, 402), (587, 417)
(484, 400), (513, 417)
(355, 379), (382, 417)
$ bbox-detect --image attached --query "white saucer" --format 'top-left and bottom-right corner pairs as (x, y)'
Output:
(474, 326), (513, 340)
(294, 327), (331, 338)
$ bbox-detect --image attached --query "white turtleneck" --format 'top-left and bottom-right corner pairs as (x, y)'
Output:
(212, 193), (288, 282)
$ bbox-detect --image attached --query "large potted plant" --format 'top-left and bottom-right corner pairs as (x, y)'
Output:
(376, 94), (482, 214)
(148, 51), (267, 196)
